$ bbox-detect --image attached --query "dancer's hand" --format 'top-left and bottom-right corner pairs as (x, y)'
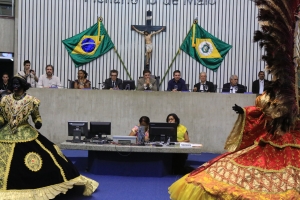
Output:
(35, 121), (42, 129)
(232, 104), (244, 114)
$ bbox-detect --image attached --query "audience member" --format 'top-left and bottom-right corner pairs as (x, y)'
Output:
(37, 65), (62, 88)
(222, 75), (246, 93)
(104, 69), (123, 90)
(74, 70), (91, 89)
(193, 72), (215, 92)
(166, 113), (190, 142)
(137, 69), (157, 91)
(167, 70), (188, 91)
(252, 71), (269, 94)
(0, 73), (11, 97)
(18, 60), (39, 87)
(129, 116), (150, 141)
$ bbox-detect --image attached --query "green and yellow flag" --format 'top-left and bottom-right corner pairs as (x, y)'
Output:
(180, 23), (232, 71)
(62, 18), (114, 67)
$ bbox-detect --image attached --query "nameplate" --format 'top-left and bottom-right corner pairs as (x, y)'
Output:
(180, 143), (192, 148)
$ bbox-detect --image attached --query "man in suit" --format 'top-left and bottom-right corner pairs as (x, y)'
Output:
(137, 69), (157, 91)
(193, 72), (215, 92)
(167, 70), (188, 92)
(252, 71), (269, 94)
(104, 69), (123, 90)
(222, 75), (246, 93)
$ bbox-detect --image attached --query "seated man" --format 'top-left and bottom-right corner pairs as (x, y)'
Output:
(104, 69), (123, 90)
(167, 70), (188, 92)
(137, 69), (157, 91)
(37, 65), (62, 88)
(252, 71), (269, 94)
(193, 72), (215, 92)
(18, 60), (39, 87)
(222, 75), (246, 93)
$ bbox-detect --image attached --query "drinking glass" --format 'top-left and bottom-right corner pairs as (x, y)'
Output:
(174, 85), (178, 91)
(204, 85), (208, 92)
(234, 86), (238, 93)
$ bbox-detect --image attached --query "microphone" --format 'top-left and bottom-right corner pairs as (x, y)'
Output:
(98, 82), (105, 89)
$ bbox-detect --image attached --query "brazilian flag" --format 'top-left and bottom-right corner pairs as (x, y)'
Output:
(180, 23), (232, 71)
(62, 18), (114, 67)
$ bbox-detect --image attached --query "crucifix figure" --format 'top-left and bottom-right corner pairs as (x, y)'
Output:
(132, 10), (166, 69)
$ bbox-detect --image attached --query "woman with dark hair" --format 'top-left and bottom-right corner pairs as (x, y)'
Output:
(166, 113), (190, 142)
(0, 75), (98, 199)
(129, 116), (150, 141)
(74, 69), (91, 89)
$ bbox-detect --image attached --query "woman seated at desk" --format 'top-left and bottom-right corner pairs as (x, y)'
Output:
(74, 70), (91, 89)
(166, 113), (190, 142)
(129, 116), (150, 142)
(167, 113), (191, 174)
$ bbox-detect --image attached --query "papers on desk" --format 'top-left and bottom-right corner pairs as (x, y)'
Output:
(180, 143), (202, 148)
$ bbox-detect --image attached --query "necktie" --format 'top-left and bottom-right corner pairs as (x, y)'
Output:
(112, 82), (115, 88)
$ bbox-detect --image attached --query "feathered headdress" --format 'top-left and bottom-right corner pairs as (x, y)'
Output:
(252, 0), (300, 133)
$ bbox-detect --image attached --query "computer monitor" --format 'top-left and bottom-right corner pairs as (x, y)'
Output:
(88, 122), (111, 139)
(149, 122), (177, 143)
(122, 80), (136, 90)
(67, 121), (88, 142)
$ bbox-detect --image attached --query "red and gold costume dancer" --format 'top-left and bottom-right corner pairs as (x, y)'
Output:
(169, 0), (300, 199)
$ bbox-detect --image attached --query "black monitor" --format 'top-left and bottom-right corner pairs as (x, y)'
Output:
(149, 122), (177, 143)
(88, 122), (111, 139)
(123, 80), (136, 90)
(67, 121), (88, 142)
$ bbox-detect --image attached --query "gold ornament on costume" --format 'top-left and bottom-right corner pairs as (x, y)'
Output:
(24, 152), (42, 172)
(54, 145), (68, 162)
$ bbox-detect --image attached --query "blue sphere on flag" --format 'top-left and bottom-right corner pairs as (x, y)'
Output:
(81, 38), (96, 53)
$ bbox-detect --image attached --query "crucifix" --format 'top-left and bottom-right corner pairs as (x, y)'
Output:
(132, 10), (166, 70)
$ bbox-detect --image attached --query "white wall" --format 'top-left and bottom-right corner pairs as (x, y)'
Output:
(16, 0), (266, 91)
(0, 17), (14, 53)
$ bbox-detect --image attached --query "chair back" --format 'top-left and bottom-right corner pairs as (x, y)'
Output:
(185, 84), (190, 91)
(214, 84), (217, 92)
(68, 80), (75, 89)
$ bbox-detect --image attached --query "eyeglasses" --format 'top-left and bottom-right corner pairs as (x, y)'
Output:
(233, 79), (238, 80)
(111, 75), (117, 76)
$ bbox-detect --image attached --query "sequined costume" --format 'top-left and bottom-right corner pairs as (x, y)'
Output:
(169, 94), (300, 199)
(0, 93), (98, 199)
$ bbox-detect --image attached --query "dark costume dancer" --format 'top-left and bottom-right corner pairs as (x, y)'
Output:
(169, 0), (300, 199)
(0, 75), (98, 199)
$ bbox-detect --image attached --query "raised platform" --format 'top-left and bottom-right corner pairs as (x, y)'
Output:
(28, 89), (256, 153)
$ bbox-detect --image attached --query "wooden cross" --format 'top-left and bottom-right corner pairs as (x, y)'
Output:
(132, 10), (166, 70)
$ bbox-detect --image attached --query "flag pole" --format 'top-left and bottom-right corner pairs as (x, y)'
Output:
(114, 47), (133, 80)
(159, 20), (197, 87)
(99, 16), (132, 80)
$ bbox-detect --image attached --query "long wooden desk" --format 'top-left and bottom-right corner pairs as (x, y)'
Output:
(61, 142), (202, 176)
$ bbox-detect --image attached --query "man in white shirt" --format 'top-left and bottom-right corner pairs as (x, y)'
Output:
(18, 60), (39, 88)
(252, 71), (269, 94)
(37, 65), (62, 88)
